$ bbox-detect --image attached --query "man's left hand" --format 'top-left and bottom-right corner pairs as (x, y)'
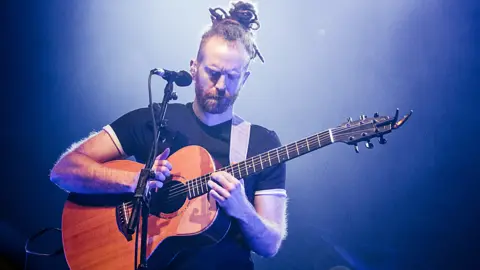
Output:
(208, 171), (250, 219)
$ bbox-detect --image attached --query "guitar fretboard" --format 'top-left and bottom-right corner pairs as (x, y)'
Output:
(185, 129), (335, 199)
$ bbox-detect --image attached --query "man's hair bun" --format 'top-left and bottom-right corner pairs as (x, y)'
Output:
(209, 1), (260, 32)
(200, 1), (264, 63)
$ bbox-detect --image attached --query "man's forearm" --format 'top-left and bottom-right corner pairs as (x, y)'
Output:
(50, 151), (137, 194)
(236, 202), (283, 258)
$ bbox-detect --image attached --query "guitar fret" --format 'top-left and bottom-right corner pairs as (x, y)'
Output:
(193, 179), (197, 197)
(295, 142), (300, 155)
(322, 132), (330, 146)
(316, 133), (321, 147)
(260, 155), (264, 170)
(242, 162), (246, 175)
(268, 151), (272, 166)
(193, 178), (196, 196)
(200, 178), (204, 193)
(188, 180), (192, 198)
(328, 129), (334, 143)
(197, 178), (203, 195)
(198, 179), (201, 196)
(237, 162), (242, 178)
(306, 138), (310, 151)
(285, 146), (290, 159)
(276, 148), (281, 163)
(196, 178), (200, 195)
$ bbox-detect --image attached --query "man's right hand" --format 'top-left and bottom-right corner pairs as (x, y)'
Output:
(130, 148), (172, 192)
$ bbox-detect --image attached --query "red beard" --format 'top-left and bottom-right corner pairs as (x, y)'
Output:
(195, 84), (238, 114)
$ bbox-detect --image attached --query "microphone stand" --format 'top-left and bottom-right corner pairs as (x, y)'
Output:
(126, 69), (178, 270)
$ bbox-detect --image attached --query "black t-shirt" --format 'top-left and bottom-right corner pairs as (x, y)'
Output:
(105, 102), (286, 269)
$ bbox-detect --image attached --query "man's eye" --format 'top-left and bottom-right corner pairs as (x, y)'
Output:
(228, 74), (240, 80)
(209, 71), (221, 78)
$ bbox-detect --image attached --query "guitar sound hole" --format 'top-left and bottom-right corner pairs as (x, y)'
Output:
(149, 180), (187, 216)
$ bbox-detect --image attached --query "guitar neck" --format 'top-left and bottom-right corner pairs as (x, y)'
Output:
(186, 129), (335, 199)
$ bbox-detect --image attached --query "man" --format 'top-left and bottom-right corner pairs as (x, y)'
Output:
(50, 1), (287, 269)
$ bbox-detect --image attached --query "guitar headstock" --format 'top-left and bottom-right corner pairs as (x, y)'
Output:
(333, 108), (413, 153)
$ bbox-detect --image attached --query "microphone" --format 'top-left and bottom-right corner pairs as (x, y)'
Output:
(151, 68), (192, 87)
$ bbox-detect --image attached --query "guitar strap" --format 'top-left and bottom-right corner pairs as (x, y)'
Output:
(229, 113), (251, 183)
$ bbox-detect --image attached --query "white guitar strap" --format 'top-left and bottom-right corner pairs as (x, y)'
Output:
(229, 113), (251, 183)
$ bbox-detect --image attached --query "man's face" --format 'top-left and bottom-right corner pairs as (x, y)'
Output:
(191, 36), (251, 114)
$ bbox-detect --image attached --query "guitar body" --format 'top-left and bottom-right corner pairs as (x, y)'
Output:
(61, 145), (231, 270)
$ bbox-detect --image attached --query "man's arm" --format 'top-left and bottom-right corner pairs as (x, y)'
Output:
(50, 130), (138, 194)
(208, 172), (288, 258)
(237, 194), (287, 258)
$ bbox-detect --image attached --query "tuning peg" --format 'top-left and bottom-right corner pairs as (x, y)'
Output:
(347, 117), (353, 122)
(374, 112), (379, 117)
(366, 140), (374, 149)
(354, 144), (359, 153)
(360, 115), (366, 120)
(379, 136), (387, 145)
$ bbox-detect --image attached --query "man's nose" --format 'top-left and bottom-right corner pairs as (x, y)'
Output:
(215, 74), (227, 92)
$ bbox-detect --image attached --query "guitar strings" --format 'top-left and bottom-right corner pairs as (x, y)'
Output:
(122, 126), (379, 208)
(162, 126), (372, 200)
(159, 126), (366, 201)
(124, 125), (381, 206)
(162, 131), (333, 198)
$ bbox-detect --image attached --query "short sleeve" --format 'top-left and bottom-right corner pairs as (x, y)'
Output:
(102, 108), (151, 158)
(252, 129), (287, 197)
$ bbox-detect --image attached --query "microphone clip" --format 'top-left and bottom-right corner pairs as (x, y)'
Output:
(150, 68), (192, 87)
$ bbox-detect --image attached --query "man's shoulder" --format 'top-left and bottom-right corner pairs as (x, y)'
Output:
(110, 102), (189, 129)
(249, 122), (282, 148)
(119, 102), (189, 118)
(250, 123), (278, 138)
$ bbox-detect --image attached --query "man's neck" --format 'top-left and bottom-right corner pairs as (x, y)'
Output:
(193, 98), (233, 126)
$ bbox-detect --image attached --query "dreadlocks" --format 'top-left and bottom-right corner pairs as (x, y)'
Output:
(197, 1), (264, 64)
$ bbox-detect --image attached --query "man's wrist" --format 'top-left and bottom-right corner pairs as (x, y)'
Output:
(235, 198), (257, 223)
(124, 171), (139, 193)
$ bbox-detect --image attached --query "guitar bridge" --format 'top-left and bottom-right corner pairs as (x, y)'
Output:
(116, 202), (133, 241)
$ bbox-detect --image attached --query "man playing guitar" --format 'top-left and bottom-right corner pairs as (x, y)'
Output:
(50, 1), (288, 269)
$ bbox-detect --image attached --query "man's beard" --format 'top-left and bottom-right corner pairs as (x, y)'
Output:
(195, 83), (239, 114)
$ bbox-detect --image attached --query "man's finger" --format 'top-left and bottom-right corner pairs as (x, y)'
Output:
(208, 180), (230, 198)
(209, 189), (225, 203)
(158, 166), (171, 177)
(211, 173), (235, 191)
(148, 180), (163, 190)
(155, 172), (166, 181)
(156, 148), (170, 161)
(219, 171), (240, 185)
(156, 160), (172, 170)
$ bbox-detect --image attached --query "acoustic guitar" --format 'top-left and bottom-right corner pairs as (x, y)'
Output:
(61, 109), (412, 269)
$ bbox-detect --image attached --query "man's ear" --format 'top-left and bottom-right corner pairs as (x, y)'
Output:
(190, 59), (198, 80)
